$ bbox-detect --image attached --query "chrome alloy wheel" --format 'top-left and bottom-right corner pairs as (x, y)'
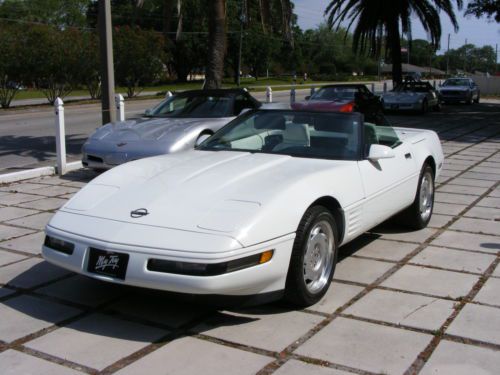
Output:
(303, 220), (335, 294)
(419, 171), (434, 222)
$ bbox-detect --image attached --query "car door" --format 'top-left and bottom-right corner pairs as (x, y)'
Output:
(357, 124), (419, 230)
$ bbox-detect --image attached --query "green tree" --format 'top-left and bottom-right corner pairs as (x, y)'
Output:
(324, 0), (463, 84)
(0, 24), (25, 108)
(465, 0), (500, 22)
(0, 0), (89, 28)
(113, 26), (165, 97)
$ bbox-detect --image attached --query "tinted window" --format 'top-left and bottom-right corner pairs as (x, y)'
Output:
(442, 79), (471, 87)
(311, 87), (357, 101)
(149, 94), (233, 118)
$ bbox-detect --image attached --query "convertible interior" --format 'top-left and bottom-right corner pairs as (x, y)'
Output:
(202, 111), (403, 161)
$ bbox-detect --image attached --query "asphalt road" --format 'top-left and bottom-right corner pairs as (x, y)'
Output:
(0, 90), (308, 173)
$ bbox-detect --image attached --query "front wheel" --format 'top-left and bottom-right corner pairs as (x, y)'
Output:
(421, 99), (428, 114)
(474, 93), (480, 104)
(285, 206), (338, 307)
(400, 164), (435, 230)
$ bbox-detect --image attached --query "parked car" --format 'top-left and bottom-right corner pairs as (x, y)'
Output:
(382, 80), (440, 113)
(438, 77), (480, 104)
(82, 89), (261, 170)
(292, 84), (387, 125)
(44, 109), (443, 307)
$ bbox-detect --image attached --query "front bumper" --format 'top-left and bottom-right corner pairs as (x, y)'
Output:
(439, 91), (470, 102)
(42, 225), (295, 296)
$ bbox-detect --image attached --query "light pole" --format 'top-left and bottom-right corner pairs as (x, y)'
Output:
(98, 0), (116, 124)
(236, 0), (246, 87)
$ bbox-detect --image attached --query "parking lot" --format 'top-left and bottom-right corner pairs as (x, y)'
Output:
(0, 102), (499, 374)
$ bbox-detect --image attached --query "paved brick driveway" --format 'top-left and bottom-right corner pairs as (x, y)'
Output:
(0, 103), (499, 374)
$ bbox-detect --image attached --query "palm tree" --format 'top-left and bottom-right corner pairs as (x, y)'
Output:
(205, 0), (294, 89)
(324, 0), (463, 84)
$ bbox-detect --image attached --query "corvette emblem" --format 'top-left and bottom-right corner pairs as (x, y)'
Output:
(130, 208), (149, 218)
(116, 142), (127, 147)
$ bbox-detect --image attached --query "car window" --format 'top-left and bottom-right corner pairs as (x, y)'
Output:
(149, 94), (232, 118)
(234, 94), (257, 116)
(311, 87), (357, 101)
(199, 110), (362, 161)
(442, 79), (470, 87)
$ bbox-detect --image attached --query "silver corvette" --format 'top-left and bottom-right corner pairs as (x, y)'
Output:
(382, 81), (440, 113)
(82, 89), (261, 170)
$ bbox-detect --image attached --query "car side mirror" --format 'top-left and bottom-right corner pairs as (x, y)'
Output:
(144, 108), (153, 116)
(305, 95), (311, 100)
(368, 144), (395, 161)
(195, 134), (211, 147)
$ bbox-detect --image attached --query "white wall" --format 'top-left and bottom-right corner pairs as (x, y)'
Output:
(472, 74), (500, 95)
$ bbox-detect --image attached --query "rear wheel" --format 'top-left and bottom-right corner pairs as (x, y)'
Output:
(474, 93), (480, 104)
(400, 164), (435, 230)
(285, 206), (338, 307)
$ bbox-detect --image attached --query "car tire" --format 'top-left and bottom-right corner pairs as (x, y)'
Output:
(285, 205), (338, 307)
(474, 93), (480, 104)
(399, 164), (435, 230)
(433, 102), (442, 111)
(466, 95), (473, 105)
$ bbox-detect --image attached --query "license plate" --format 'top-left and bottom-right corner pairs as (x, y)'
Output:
(87, 248), (129, 279)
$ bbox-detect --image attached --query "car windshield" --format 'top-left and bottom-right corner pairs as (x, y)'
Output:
(442, 79), (470, 87)
(310, 87), (357, 101)
(198, 110), (361, 160)
(394, 82), (431, 93)
(148, 94), (232, 118)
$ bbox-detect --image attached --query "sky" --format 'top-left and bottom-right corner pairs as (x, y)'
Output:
(293, 0), (499, 58)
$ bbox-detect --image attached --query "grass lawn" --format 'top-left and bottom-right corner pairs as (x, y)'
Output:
(11, 76), (379, 103)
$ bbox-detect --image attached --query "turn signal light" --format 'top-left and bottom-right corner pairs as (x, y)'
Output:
(259, 250), (274, 264)
(340, 103), (355, 112)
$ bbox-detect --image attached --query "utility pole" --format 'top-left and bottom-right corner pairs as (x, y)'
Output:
(446, 33), (450, 76)
(463, 38), (467, 73)
(496, 43), (498, 73)
(98, 0), (116, 124)
(236, 0), (246, 87)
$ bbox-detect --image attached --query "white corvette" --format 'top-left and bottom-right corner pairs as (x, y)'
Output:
(43, 109), (444, 306)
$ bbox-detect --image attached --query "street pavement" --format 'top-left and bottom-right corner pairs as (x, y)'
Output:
(0, 89), (309, 174)
(0, 103), (499, 374)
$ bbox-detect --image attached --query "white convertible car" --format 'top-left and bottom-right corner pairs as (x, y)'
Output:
(43, 109), (444, 306)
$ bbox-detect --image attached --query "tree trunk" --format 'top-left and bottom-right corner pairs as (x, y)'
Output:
(387, 17), (403, 85)
(205, 0), (226, 89)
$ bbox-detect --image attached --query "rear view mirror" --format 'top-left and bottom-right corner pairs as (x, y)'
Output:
(368, 144), (395, 161)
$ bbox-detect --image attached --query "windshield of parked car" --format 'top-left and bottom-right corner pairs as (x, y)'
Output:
(442, 79), (470, 87)
(394, 82), (432, 93)
(198, 110), (361, 160)
(310, 87), (357, 101)
(147, 94), (232, 118)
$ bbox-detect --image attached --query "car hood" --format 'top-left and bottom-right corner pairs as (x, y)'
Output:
(439, 86), (470, 92)
(57, 151), (361, 247)
(90, 117), (231, 142)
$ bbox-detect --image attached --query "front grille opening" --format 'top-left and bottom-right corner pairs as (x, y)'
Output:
(147, 251), (273, 276)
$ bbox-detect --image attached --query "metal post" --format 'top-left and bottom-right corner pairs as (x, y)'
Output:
(290, 87), (296, 104)
(266, 86), (272, 103)
(383, 82), (387, 93)
(54, 98), (67, 176)
(98, 0), (116, 124)
(371, 83), (375, 93)
(446, 33), (450, 76)
(310, 86), (315, 96)
(433, 80), (436, 89)
(115, 94), (125, 122)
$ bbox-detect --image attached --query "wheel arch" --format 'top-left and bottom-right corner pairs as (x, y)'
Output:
(423, 155), (436, 177)
(307, 196), (345, 244)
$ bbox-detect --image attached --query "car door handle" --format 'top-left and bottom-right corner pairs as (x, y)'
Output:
(405, 153), (412, 159)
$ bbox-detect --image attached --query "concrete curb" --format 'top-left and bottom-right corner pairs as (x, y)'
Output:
(0, 161), (83, 184)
